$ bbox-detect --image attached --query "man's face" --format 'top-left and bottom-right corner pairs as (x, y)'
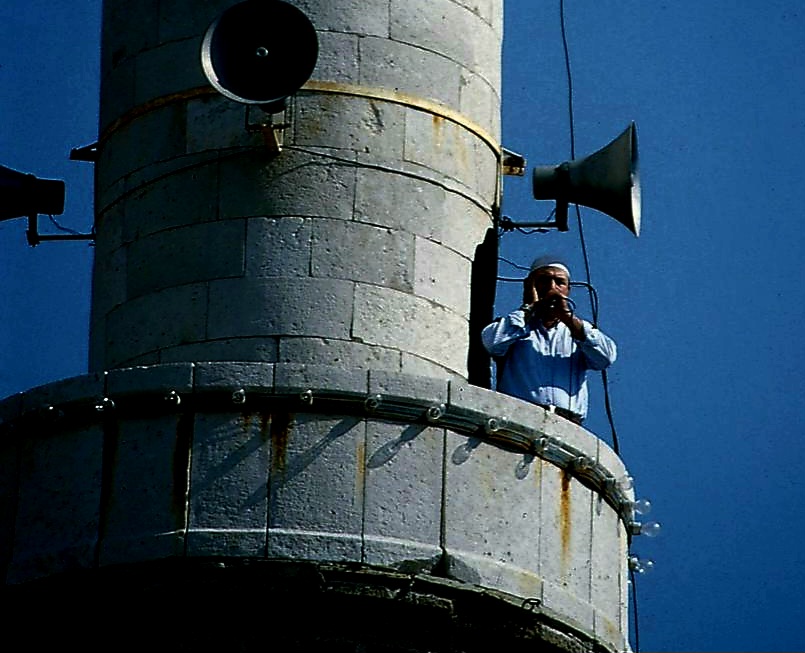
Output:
(532, 266), (570, 298)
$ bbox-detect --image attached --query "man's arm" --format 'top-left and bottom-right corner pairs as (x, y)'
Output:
(557, 306), (587, 341)
(551, 296), (616, 370)
(481, 308), (531, 357)
(575, 321), (617, 370)
(482, 273), (542, 356)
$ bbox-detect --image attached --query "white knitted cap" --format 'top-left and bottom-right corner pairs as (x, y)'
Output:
(529, 255), (570, 277)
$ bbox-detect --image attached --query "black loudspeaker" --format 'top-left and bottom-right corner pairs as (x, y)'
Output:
(0, 165), (65, 222)
(201, 0), (319, 110)
(532, 122), (641, 236)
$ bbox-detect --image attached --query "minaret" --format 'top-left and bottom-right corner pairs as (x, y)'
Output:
(1, 2), (634, 651)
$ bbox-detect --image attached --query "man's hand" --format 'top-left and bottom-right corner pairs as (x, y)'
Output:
(522, 272), (539, 307)
(542, 291), (586, 339)
(539, 290), (571, 320)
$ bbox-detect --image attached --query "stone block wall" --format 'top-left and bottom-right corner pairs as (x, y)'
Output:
(0, 362), (632, 652)
(90, 0), (502, 378)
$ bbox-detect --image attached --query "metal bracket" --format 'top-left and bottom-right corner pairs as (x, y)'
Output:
(245, 105), (289, 155)
(26, 214), (95, 247)
(501, 148), (526, 176)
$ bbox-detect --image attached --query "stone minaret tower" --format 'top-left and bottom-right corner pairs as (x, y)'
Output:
(1, 2), (634, 651)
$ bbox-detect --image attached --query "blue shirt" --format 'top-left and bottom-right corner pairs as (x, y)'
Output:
(481, 309), (617, 419)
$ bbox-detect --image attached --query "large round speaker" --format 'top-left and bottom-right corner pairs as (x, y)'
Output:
(201, 0), (319, 106)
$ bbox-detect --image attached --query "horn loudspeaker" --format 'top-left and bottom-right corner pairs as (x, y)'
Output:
(532, 122), (641, 236)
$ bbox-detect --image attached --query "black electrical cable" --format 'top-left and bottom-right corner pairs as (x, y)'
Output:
(559, 2), (637, 648)
(559, 0), (576, 160)
(558, 0), (620, 459)
(47, 214), (85, 236)
(560, 1), (595, 314)
(569, 280), (598, 325)
(499, 256), (530, 272)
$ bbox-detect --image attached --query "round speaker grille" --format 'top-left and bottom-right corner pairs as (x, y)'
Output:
(201, 0), (319, 105)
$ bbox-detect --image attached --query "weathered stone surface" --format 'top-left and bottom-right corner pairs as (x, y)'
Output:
(193, 361), (275, 393)
(352, 283), (468, 375)
(98, 414), (188, 567)
(443, 430), (543, 598)
(134, 37), (206, 106)
(1, 360), (629, 652)
(98, 103), (187, 192)
(7, 425), (103, 584)
(311, 31), (360, 83)
(295, 94), (407, 160)
(363, 421), (444, 569)
(207, 277), (354, 341)
(359, 37), (462, 111)
(280, 337), (401, 371)
(312, 219), (414, 292)
(354, 166), (445, 240)
(538, 462), (593, 602)
(126, 219), (245, 299)
(437, 190), (494, 259)
(414, 236), (472, 317)
(459, 69), (501, 141)
(105, 283), (208, 368)
(121, 161), (219, 245)
(106, 362), (194, 397)
(19, 373), (105, 414)
(542, 579), (596, 642)
(159, 0), (223, 44)
(246, 217), (312, 279)
(218, 149), (358, 222)
(390, 0), (500, 86)
(160, 337), (280, 364)
(186, 412), (271, 557)
(273, 363), (368, 396)
(591, 503), (624, 638)
(368, 370), (449, 406)
(99, 54), (135, 134)
(186, 94), (258, 154)
(267, 414), (366, 562)
(292, 0), (391, 37)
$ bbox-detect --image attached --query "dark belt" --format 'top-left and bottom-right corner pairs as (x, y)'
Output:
(537, 404), (583, 425)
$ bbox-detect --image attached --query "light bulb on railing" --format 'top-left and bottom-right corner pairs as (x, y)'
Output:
(618, 474), (634, 491)
(633, 498), (652, 515)
(629, 520), (662, 537)
(628, 555), (656, 575)
(641, 521), (662, 538)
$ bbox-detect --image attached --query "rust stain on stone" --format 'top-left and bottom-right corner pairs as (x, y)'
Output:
(355, 437), (366, 508)
(260, 411), (272, 443)
(560, 469), (572, 571)
(270, 412), (293, 481)
(432, 114), (444, 147)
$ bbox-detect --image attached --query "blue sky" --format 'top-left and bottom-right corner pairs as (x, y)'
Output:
(2, 2), (804, 651)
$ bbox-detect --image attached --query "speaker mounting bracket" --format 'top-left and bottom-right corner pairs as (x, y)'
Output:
(25, 214), (95, 248)
(501, 148), (526, 176)
(244, 105), (290, 155)
(499, 210), (569, 233)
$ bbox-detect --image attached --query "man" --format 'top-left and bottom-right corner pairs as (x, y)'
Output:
(481, 256), (616, 424)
